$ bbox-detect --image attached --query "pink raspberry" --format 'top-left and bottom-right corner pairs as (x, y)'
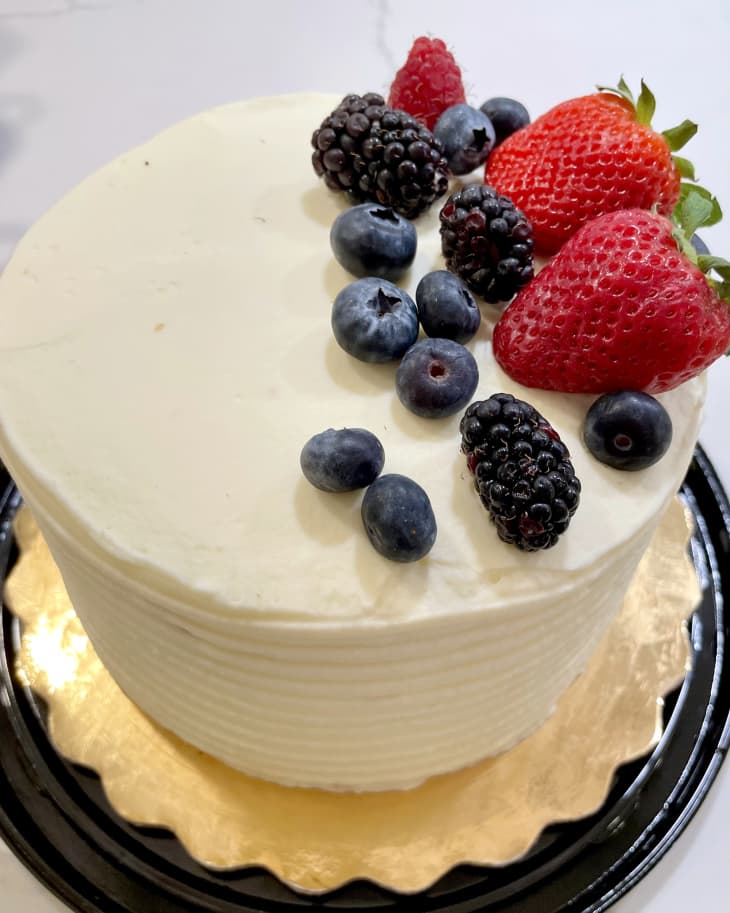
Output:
(388, 37), (466, 131)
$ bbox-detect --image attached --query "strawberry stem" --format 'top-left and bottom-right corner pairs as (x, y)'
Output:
(597, 75), (635, 107)
(672, 187), (730, 304)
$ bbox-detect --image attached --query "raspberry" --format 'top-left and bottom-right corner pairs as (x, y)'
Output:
(460, 394), (581, 551)
(388, 37), (466, 131)
(439, 185), (534, 303)
(311, 94), (449, 219)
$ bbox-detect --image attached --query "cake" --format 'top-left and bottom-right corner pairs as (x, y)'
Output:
(0, 93), (706, 792)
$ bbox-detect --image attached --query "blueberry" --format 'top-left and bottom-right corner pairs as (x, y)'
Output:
(396, 338), (479, 419)
(361, 474), (437, 562)
(300, 428), (385, 492)
(691, 233), (710, 256)
(583, 391), (673, 471)
(416, 270), (481, 343)
(479, 97), (530, 146)
(330, 204), (417, 281)
(433, 104), (496, 175)
(332, 277), (419, 363)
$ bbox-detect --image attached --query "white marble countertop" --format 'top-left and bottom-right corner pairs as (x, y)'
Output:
(0, 0), (728, 909)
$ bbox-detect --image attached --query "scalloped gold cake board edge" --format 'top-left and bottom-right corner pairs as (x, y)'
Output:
(5, 497), (699, 894)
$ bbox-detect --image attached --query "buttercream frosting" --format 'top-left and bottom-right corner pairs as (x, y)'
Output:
(0, 94), (705, 790)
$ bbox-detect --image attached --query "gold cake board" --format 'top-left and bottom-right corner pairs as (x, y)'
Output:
(5, 498), (699, 894)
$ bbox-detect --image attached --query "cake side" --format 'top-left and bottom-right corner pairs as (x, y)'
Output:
(20, 479), (672, 790)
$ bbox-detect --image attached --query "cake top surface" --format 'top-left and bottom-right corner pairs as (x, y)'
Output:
(0, 93), (704, 624)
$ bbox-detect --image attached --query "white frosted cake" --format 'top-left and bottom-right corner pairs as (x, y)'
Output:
(0, 94), (704, 791)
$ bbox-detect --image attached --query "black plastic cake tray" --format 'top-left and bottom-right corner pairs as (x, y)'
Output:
(0, 447), (728, 913)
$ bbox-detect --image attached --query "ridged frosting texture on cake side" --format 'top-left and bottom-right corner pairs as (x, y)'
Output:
(0, 95), (705, 790)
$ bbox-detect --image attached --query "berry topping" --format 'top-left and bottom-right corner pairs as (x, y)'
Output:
(493, 202), (730, 394)
(433, 104), (496, 176)
(460, 394), (580, 551)
(330, 203), (417, 281)
(691, 233), (710, 256)
(361, 474), (437, 562)
(485, 78), (696, 254)
(583, 392), (673, 471)
(388, 36), (466, 131)
(311, 93), (449, 218)
(439, 184), (535, 303)
(479, 97), (530, 147)
(415, 270), (481, 343)
(300, 428), (385, 491)
(331, 277), (419, 363)
(396, 338), (479, 419)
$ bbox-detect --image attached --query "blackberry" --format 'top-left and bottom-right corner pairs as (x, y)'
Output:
(439, 184), (534, 303)
(460, 393), (580, 551)
(311, 93), (450, 218)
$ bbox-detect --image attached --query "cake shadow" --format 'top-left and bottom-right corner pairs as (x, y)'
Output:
(293, 477), (361, 546)
(323, 256), (351, 301)
(450, 457), (518, 582)
(351, 523), (431, 614)
(388, 392), (464, 440)
(293, 477), (431, 609)
(324, 336), (398, 396)
(277, 254), (355, 315)
(300, 184), (349, 229)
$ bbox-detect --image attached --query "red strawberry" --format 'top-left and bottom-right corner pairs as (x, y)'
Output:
(388, 36), (466, 131)
(493, 199), (730, 394)
(485, 79), (697, 255)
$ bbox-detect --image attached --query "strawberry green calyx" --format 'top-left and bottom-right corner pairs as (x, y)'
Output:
(677, 184), (722, 234)
(596, 76), (654, 124)
(673, 156), (696, 181)
(661, 120), (698, 153)
(672, 187), (730, 304)
(597, 76), (699, 184)
(698, 255), (730, 305)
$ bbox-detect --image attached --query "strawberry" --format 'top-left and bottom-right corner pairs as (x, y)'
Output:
(388, 36), (466, 131)
(485, 79), (698, 255)
(492, 191), (730, 394)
